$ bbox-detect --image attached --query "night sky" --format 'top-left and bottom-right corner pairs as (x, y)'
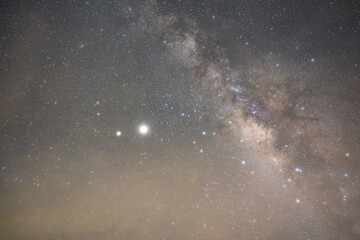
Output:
(1, 1), (360, 239)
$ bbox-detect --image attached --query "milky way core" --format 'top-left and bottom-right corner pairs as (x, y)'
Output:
(0, 1), (360, 240)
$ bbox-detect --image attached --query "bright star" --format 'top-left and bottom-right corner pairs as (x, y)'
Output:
(139, 124), (149, 135)
(116, 131), (122, 136)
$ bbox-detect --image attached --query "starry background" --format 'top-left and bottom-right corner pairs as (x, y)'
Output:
(0, 0), (360, 239)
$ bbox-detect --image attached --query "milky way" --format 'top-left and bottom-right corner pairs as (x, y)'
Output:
(1, 1), (360, 239)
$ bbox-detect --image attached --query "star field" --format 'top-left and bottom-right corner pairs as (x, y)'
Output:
(0, 1), (360, 239)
